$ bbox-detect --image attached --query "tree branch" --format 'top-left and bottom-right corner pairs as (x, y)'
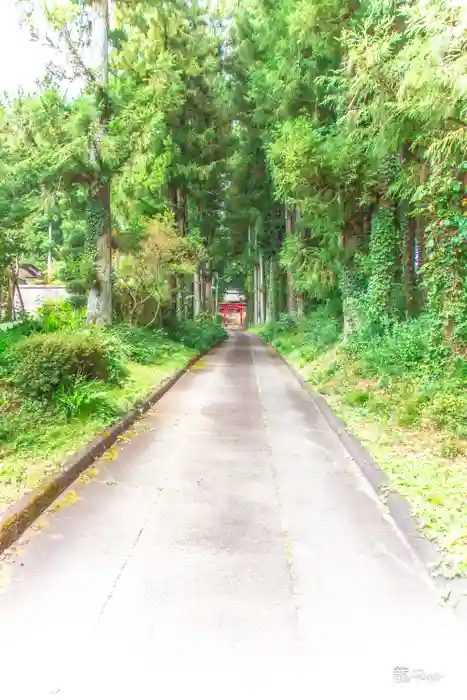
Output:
(447, 117), (467, 130)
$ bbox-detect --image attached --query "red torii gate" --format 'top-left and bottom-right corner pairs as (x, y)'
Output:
(219, 302), (246, 329)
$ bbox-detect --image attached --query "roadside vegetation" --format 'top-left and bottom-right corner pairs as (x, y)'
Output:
(230, 0), (467, 578)
(256, 309), (467, 577)
(0, 301), (225, 512)
(0, 0), (466, 572)
(0, 2), (229, 513)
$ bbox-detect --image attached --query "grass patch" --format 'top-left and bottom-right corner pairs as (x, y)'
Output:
(256, 309), (467, 577)
(0, 305), (226, 513)
(0, 352), (192, 513)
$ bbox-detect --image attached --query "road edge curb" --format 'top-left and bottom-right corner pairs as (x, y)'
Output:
(0, 340), (224, 554)
(259, 338), (445, 577)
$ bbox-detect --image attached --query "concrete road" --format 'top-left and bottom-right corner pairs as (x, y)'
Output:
(0, 333), (465, 698)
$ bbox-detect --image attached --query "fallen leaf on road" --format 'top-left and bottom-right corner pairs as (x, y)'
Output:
(52, 490), (79, 512)
(191, 361), (206, 371)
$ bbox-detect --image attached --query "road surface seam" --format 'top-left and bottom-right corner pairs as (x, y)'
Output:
(95, 481), (166, 623)
(268, 336), (450, 600)
(251, 339), (303, 641)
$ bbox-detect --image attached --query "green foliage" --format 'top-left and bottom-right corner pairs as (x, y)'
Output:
(53, 377), (118, 421)
(0, 0), (230, 324)
(345, 390), (371, 407)
(107, 325), (181, 365)
(367, 206), (400, 320)
(302, 308), (342, 352)
(0, 395), (48, 450)
(275, 313), (298, 334)
(423, 394), (467, 434)
(12, 332), (127, 398)
(0, 312), (223, 507)
(37, 300), (86, 332)
(280, 226), (340, 301)
(345, 315), (432, 378)
(168, 319), (227, 352)
(423, 213), (467, 343)
(230, 0), (467, 350)
(259, 300), (467, 574)
(0, 320), (41, 378)
(2, 0), (467, 566)
(258, 305), (341, 363)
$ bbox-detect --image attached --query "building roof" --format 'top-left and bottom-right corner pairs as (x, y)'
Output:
(18, 263), (44, 279)
(223, 289), (245, 302)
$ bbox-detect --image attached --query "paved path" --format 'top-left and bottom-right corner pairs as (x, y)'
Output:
(0, 333), (465, 697)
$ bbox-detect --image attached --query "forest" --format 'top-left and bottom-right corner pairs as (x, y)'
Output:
(0, 0), (467, 573)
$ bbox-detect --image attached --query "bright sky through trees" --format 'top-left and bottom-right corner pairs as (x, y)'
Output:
(0, 1), (53, 94)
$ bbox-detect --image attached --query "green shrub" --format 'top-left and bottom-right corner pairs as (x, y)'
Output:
(396, 394), (427, 427)
(345, 315), (431, 377)
(302, 306), (341, 351)
(108, 325), (178, 365)
(68, 294), (87, 310)
(422, 394), (467, 432)
(13, 331), (127, 398)
(276, 313), (298, 333)
(53, 378), (118, 421)
(258, 305), (341, 360)
(436, 437), (465, 459)
(168, 319), (227, 351)
(345, 389), (371, 406)
(0, 320), (41, 379)
(256, 323), (277, 343)
(37, 300), (85, 332)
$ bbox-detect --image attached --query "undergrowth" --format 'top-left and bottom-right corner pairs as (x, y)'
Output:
(0, 301), (226, 511)
(256, 308), (467, 577)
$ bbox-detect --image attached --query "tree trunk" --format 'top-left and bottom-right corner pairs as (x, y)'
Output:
(294, 206), (304, 317)
(167, 187), (182, 315)
(253, 264), (257, 324)
(285, 205), (297, 314)
(259, 252), (266, 324)
(194, 265), (201, 318)
(340, 219), (361, 339)
(14, 278), (25, 318)
(205, 271), (213, 316)
(47, 222), (53, 280)
(246, 225), (253, 327)
(87, 184), (112, 325)
(213, 273), (219, 321)
(5, 267), (14, 321)
(184, 278), (191, 319)
(278, 268), (287, 315)
(416, 216), (426, 271)
(286, 272), (296, 315)
(86, 0), (112, 325)
(296, 294), (304, 317)
(404, 216), (416, 315)
(267, 258), (277, 322)
(200, 264), (206, 314)
(167, 274), (177, 314)
(176, 188), (187, 237)
(367, 201), (399, 318)
(176, 280), (183, 320)
(257, 265), (261, 323)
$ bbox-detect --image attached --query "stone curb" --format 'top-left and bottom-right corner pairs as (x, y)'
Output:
(0, 341), (223, 554)
(260, 339), (444, 575)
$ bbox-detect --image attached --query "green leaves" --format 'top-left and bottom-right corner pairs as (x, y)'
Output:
(3, 0), (467, 338)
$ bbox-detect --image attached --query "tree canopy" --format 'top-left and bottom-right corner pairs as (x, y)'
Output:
(0, 0), (466, 346)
